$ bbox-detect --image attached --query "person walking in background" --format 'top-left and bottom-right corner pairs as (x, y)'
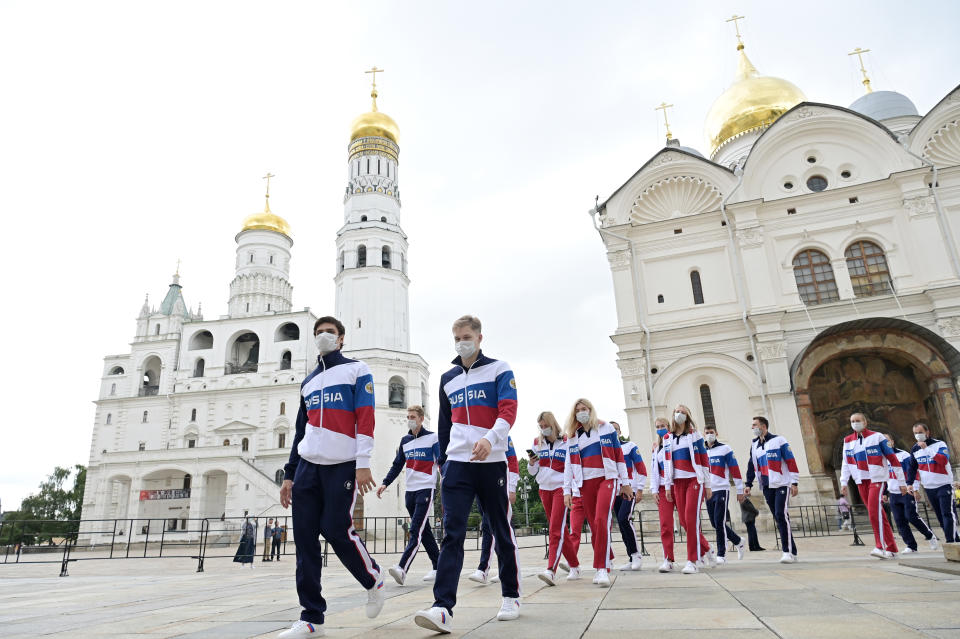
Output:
(703, 424), (745, 564)
(378, 405), (441, 585)
(528, 411), (577, 587)
(837, 495), (851, 531)
(263, 518), (274, 562)
(739, 496), (764, 551)
(885, 434), (938, 554)
(234, 517), (256, 567)
(272, 521), (283, 561)
(563, 399), (632, 588)
(469, 436), (519, 585)
(912, 422), (960, 543)
(663, 405), (713, 574)
(611, 421), (646, 572)
(745, 416), (800, 564)
(649, 418), (679, 572)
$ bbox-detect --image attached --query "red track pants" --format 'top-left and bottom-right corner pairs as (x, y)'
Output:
(672, 477), (711, 563)
(857, 480), (898, 553)
(657, 486), (676, 561)
(541, 487), (578, 571)
(577, 477), (617, 570)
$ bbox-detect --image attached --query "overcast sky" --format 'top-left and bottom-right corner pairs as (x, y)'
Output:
(1, 0), (958, 511)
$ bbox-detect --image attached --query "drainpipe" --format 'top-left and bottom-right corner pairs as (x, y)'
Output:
(590, 207), (657, 431)
(718, 166), (771, 417)
(900, 143), (960, 279)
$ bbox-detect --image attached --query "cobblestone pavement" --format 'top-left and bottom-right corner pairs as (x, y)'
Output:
(1, 536), (958, 638)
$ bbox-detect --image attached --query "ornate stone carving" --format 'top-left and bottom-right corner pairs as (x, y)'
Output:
(737, 226), (763, 247)
(922, 120), (960, 168)
(937, 317), (960, 337)
(652, 152), (680, 167)
(619, 359), (644, 376)
(631, 175), (722, 224)
(903, 195), (936, 218)
(607, 250), (630, 268)
(757, 342), (786, 360)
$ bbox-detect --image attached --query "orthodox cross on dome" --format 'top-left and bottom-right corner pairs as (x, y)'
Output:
(726, 14), (746, 50)
(175, 259), (181, 276)
(655, 102), (674, 141)
(262, 172), (275, 211)
(848, 47), (873, 94)
(365, 66), (384, 110)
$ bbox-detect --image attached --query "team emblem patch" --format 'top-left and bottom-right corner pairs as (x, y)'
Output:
(509, 378), (516, 389)
(365, 382), (373, 394)
(344, 480), (353, 490)
(498, 477), (505, 487)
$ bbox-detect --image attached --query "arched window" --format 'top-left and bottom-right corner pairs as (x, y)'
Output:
(142, 410), (149, 423)
(183, 474), (191, 490)
(699, 384), (717, 429)
(154, 324), (161, 335)
(241, 437), (249, 452)
(388, 376), (406, 408)
(380, 216), (387, 222)
(276, 323), (299, 341)
(190, 408), (197, 422)
(360, 215), (367, 222)
(792, 249), (839, 305)
(274, 469), (285, 486)
(357, 245), (367, 267)
(280, 351), (292, 370)
(223, 439), (230, 446)
(339, 251), (345, 273)
(109, 366), (125, 375)
(106, 413), (112, 425)
(188, 331), (214, 350)
(193, 358), (205, 377)
(845, 240), (892, 297)
(110, 383), (116, 395)
(690, 270), (704, 305)
(382, 246), (391, 268)
(280, 401), (286, 416)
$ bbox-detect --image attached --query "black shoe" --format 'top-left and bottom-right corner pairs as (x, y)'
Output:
(751, 547), (766, 551)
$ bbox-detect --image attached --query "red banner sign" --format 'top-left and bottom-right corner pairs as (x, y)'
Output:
(139, 488), (191, 501)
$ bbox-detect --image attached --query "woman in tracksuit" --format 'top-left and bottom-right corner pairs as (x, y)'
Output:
(528, 411), (577, 586)
(912, 422), (960, 543)
(611, 421), (646, 571)
(650, 418), (679, 573)
(662, 405), (714, 574)
(562, 398), (632, 588)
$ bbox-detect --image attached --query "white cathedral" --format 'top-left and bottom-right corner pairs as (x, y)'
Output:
(595, 28), (960, 503)
(81, 78), (428, 541)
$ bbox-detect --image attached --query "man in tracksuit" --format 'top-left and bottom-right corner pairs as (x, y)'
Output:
(469, 435), (519, 585)
(414, 315), (520, 634)
(884, 435), (939, 553)
(378, 404), (441, 585)
(745, 416), (800, 564)
(277, 316), (385, 639)
(912, 422), (960, 543)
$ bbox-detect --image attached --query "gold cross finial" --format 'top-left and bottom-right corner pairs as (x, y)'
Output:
(262, 172), (275, 211)
(726, 14), (746, 50)
(655, 102), (675, 141)
(365, 66), (384, 110)
(175, 259), (181, 276)
(848, 47), (873, 94)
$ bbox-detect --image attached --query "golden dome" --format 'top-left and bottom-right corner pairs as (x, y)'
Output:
(241, 200), (291, 237)
(704, 48), (805, 155)
(350, 90), (399, 144)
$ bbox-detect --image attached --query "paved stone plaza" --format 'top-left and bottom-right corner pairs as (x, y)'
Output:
(1, 537), (959, 638)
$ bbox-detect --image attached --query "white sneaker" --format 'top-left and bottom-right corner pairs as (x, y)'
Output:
(930, 537), (941, 551)
(468, 569), (489, 584)
(414, 607), (452, 634)
(870, 547), (886, 559)
(681, 561), (698, 574)
(558, 559), (570, 573)
(490, 574), (500, 584)
(537, 569), (556, 586)
(566, 566), (582, 581)
(365, 576), (386, 618)
(901, 548), (917, 554)
(658, 559), (675, 573)
(595, 569), (611, 587)
(884, 551), (897, 559)
(388, 565), (405, 586)
(706, 550), (718, 567)
(779, 552), (796, 564)
(278, 620), (325, 638)
(630, 553), (643, 570)
(592, 571), (601, 584)
(715, 556), (726, 566)
(736, 540), (745, 560)
(496, 597), (521, 621)
(791, 554), (799, 563)
(423, 569), (437, 582)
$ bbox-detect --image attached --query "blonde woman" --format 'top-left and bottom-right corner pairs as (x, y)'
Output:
(663, 404), (713, 574)
(528, 411), (577, 586)
(562, 399), (632, 588)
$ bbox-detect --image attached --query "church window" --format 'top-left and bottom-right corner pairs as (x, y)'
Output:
(223, 439), (230, 446)
(339, 251), (344, 273)
(673, 228), (682, 234)
(388, 376), (406, 408)
(267, 304), (271, 311)
(845, 240), (892, 297)
(358, 245), (367, 267)
(280, 351), (292, 370)
(190, 408), (197, 422)
(183, 474), (191, 490)
(366, 159), (370, 173)
(278, 433), (286, 449)
(807, 156), (817, 164)
(110, 383), (116, 395)
(657, 294), (664, 304)
(280, 401), (286, 416)
(142, 410), (149, 423)
(277, 323), (299, 341)
(358, 318), (362, 328)
(787, 208), (797, 215)
(699, 384), (717, 429)
(360, 215), (367, 222)
(109, 366), (125, 375)
(187, 439), (195, 448)
(690, 271), (704, 305)
(249, 253), (254, 263)
(382, 246), (392, 268)
(783, 181), (794, 190)
(246, 303), (250, 312)
(193, 358), (205, 377)
(138, 442), (146, 451)
(841, 170), (852, 179)
(106, 413), (112, 425)
(155, 324), (160, 335)
(380, 216), (387, 222)
(242, 437), (249, 452)
(269, 255), (274, 264)
(806, 175), (828, 192)
(189, 331), (213, 350)
(849, 197), (859, 204)
(792, 249), (839, 305)
(377, 159), (381, 174)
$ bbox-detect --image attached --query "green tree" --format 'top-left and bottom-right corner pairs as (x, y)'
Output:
(0, 465), (86, 545)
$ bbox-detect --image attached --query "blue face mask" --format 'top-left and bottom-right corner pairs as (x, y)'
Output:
(656, 428), (668, 437)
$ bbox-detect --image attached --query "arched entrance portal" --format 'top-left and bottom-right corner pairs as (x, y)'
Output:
(792, 318), (960, 499)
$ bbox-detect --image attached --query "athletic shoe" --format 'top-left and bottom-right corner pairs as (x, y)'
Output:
(537, 569), (556, 586)
(884, 551), (897, 559)
(592, 571), (601, 584)
(901, 548), (917, 554)
(414, 607), (452, 634)
(278, 620), (324, 638)
(681, 561), (698, 574)
(558, 559), (570, 573)
(715, 556), (726, 565)
(595, 569), (611, 587)
(930, 537), (941, 551)
(468, 569), (489, 585)
(490, 574), (500, 584)
(423, 570), (437, 582)
(779, 552), (796, 564)
(791, 554), (799, 562)
(705, 550), (718, 567)
(658, 559), (674, 573)
(566, 566), (582, 581)
(365, 576), (386, 618)
(869, 547), (886, 559)
(736, 540), (745, 560)
(496, 597), (521, 621)
(618, 553), (642, 571)
(388, 565), (405, 586)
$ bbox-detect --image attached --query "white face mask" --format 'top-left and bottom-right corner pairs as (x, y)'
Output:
(705, 433), (717, 444)
(407, 419), (418, 430)
(914, 432), (926, 442)
(576, 410), (590, 424)
(850, 420), (866, 432)
(674, 412), (687, 424)
(315, 332), (339, 355)
(540, 427), (553, 437)
(752, 427), (762, 438)
(455, 340), (476, 359)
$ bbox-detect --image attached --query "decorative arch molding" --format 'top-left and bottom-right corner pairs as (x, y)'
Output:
(838, 231), (896, 257)
(922, 119), (960, 167)
(271, 417), (290, 430)
(632, 175), (723, 223)
(908, 85), (960, 158)
(780, 240), (835, 269)
(652, 352), (761, 406)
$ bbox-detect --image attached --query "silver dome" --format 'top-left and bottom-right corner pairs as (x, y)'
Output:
(849, 90), (919, 121)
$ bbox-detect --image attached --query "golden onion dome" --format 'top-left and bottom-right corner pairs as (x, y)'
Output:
(704, 47), (805, 155)
(350, 88), (399, 144)
(241, 199), (291, 237)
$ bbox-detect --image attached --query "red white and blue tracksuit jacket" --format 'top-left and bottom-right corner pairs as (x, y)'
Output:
(528, 436), (568, 492)
(745, 432), (799, 490)
(621, 440), (648, 492)
(912, 438), (955, 490)
(706, 442), (744, 494)
(284, 350), (375, 479)
(381, 428), (440, 493)
(840, 429), (904, 485)
(437, 351), (518, 465)
(662, 430), (710, 488)
(648, 445), (667, 493)
(506, 436), (519, 492)
(563, 421), (628, 497)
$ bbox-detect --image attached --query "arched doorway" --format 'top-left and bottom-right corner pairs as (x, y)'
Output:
(792, 318), (960, 500)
